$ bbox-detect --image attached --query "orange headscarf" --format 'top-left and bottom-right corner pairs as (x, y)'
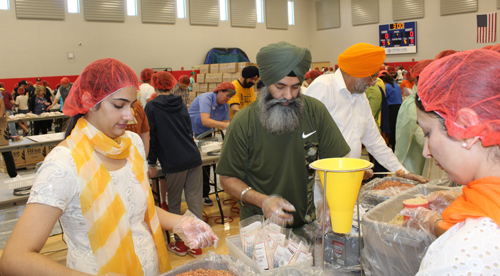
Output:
(338, 43), (386, 78)
(440, 177), (500, 230)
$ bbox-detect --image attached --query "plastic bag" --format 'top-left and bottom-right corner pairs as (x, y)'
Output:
(239, 215), (264, 258)
(426, 187), (463, 214)
(160, 251), (259, 276)
(172, 210), (219, 249)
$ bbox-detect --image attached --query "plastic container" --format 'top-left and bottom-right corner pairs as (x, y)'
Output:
(359, 177), (419, 207)
(360, 184), (452, 276)
(226, 235), (313, 273)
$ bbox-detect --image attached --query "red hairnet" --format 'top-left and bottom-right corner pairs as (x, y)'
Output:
(140, 68), (155, 82)
(435, 50), (457, 59)
(405, 72), (411, 80)
(482, 45), (493, 50)
(213, 82), (235, 93)
(151, 71), (177, 90)
(62, 58), (139, 117)
(387, 66), (396, 73)
(305, 70), (321, 80)
(410, 59), (434, 78)
(42, 80), (49, 86)
(18, 87), (25, 95)
(36, 81), (42, 86)
(418, 49), (500, 147)
(329, 67), (333, 71)
(61, 77), (70, 84)
(378, 70), (389, 77)
(380, 66), (386, 71)
(27, 81), (33, 86)
(179, 75), (190, 85)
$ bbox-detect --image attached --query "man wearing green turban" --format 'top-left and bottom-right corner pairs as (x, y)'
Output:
(216, 41), (350, 229)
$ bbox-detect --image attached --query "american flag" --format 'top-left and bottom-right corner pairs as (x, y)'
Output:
(477, 13), (497, 43)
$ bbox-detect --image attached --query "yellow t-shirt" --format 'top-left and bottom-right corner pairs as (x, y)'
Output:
(228, 80), (256, 118)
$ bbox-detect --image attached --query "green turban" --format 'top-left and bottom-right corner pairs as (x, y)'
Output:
(256, 41), (312, 86)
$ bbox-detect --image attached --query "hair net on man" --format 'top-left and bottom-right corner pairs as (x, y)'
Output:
(435, 50), (457, 59)
(18, 87), (25, 95)
(387, 66), (396, 73)
(213, 82), (235, 93)
(418, 49), (500, 147)
(305, 70), (321, 80)
(179, 75), (190, 85)
(42, 80), (49, 86)
(61, 77), (70, 84)
(151, 71), (177, 91)
(410, 59), (434, 78)
(141, 68), (155, 82)
(62, 58), (140, 117)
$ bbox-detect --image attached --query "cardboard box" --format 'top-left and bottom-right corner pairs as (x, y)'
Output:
(237, 62), (250, 72)
(0, 117), (8, 146)
(210, 64), (219, 73)
(196, 92), (208, 97)
(44, 145), (57, 157)
(223, 73), (234, 82)
(196, 73), (205, 83)
(192, 83), (200, 92)
(219, 63), (227, 73)
(226, 62), (237, 73)
(233, 72), (242, 80)
(189, 92), (197, 101)
(25, 146), (45, 163)
(0, 149), (25, 166)
(205, 73), (223, 83)
(200, 64), (210, 74)
(208, 83), (218, 92)
(199, 83), (208, 92)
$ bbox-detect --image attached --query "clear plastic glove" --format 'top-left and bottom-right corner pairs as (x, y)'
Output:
(363, 169), (374, 180)
(401, 207), (441, 236)
(426, 189), (462, 214)
(261, 195), (296, 226)
(396, 169), (429, 183)
(172, 210), (219, 249)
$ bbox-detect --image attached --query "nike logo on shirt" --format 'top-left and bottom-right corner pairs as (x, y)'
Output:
(302, 131), (316, 139)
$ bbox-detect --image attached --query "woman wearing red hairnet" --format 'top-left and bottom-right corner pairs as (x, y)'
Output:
(0, 58), (218, 276)
(403, 50), (500, 275)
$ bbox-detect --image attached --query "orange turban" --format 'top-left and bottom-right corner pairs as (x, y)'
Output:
(338, 43), (386, 78)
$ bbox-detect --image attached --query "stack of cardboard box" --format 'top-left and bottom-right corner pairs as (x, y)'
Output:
(190, 62), (259, 103)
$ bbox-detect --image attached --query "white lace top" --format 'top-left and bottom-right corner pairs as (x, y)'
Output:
(417, 217), (500, 275)
(28, 131), (160, 275)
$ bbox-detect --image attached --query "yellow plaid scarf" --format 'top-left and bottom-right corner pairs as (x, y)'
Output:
(66, 118), (170, 275)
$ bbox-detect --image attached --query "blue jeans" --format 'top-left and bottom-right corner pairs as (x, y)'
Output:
(6, 110), (17, 136)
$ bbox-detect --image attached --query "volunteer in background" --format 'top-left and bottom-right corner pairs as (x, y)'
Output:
(15, 87), (30, 135)
(404, 49), (500, 275)
(189, 82), (235, 206)
(48, 77), (72, 111)
(305, 43), (427, 186)
(139, 68), (156, 107)
(228, 66), (259, 119)
(171, 75), (191, 106)
(0, 58), (218, 276)
(301, 70), (321, 89)
(146, 71), (203, 258)
(0, 83), (17, 136)
(217, 41), (350, 228)
(189, 71), (196, 91)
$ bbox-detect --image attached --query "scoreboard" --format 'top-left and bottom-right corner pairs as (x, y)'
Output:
(379, 21), (417, 54)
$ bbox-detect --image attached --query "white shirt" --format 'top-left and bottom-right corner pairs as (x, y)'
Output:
(305, 69), (405, 172)
(139, 83), (156, 107)
(28, 132), (159, 275)
(417, 217), (500, 275)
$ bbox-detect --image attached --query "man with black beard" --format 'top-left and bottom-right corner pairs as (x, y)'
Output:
(306, 43), (427, 197)
(228, 66), (259, 119)
(216, 42), (350, 229)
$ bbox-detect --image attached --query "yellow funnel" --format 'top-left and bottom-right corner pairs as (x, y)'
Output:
(310, 158), (373, 233)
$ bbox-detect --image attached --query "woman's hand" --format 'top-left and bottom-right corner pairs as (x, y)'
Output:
(426, 189), (462, 213)
(147, 166), (157, 178)
(402, 207), (441, 236)
(172, 210), (219, 249)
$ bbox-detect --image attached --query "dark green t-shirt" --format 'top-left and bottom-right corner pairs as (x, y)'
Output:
(216, 95), (350, 228)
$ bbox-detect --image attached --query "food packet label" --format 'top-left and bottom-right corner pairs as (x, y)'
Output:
(265, 223), (282, 234)
(273, 243), (287, 268)
(243, 233), (257, 258)
(279, 241), (298, 267)
(253, 241), (270, 270)
(333, 240), (345, 265)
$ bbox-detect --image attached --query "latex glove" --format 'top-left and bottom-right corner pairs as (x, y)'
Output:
(261, 195), (296, 226)
(426, 189), (462, 214)
(402, 207), (441, 236)
(147, 166), (157, 179)
(172, 210), (219, 249)
(363, 169), (374, 180)
(396, 169), (429, 183)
